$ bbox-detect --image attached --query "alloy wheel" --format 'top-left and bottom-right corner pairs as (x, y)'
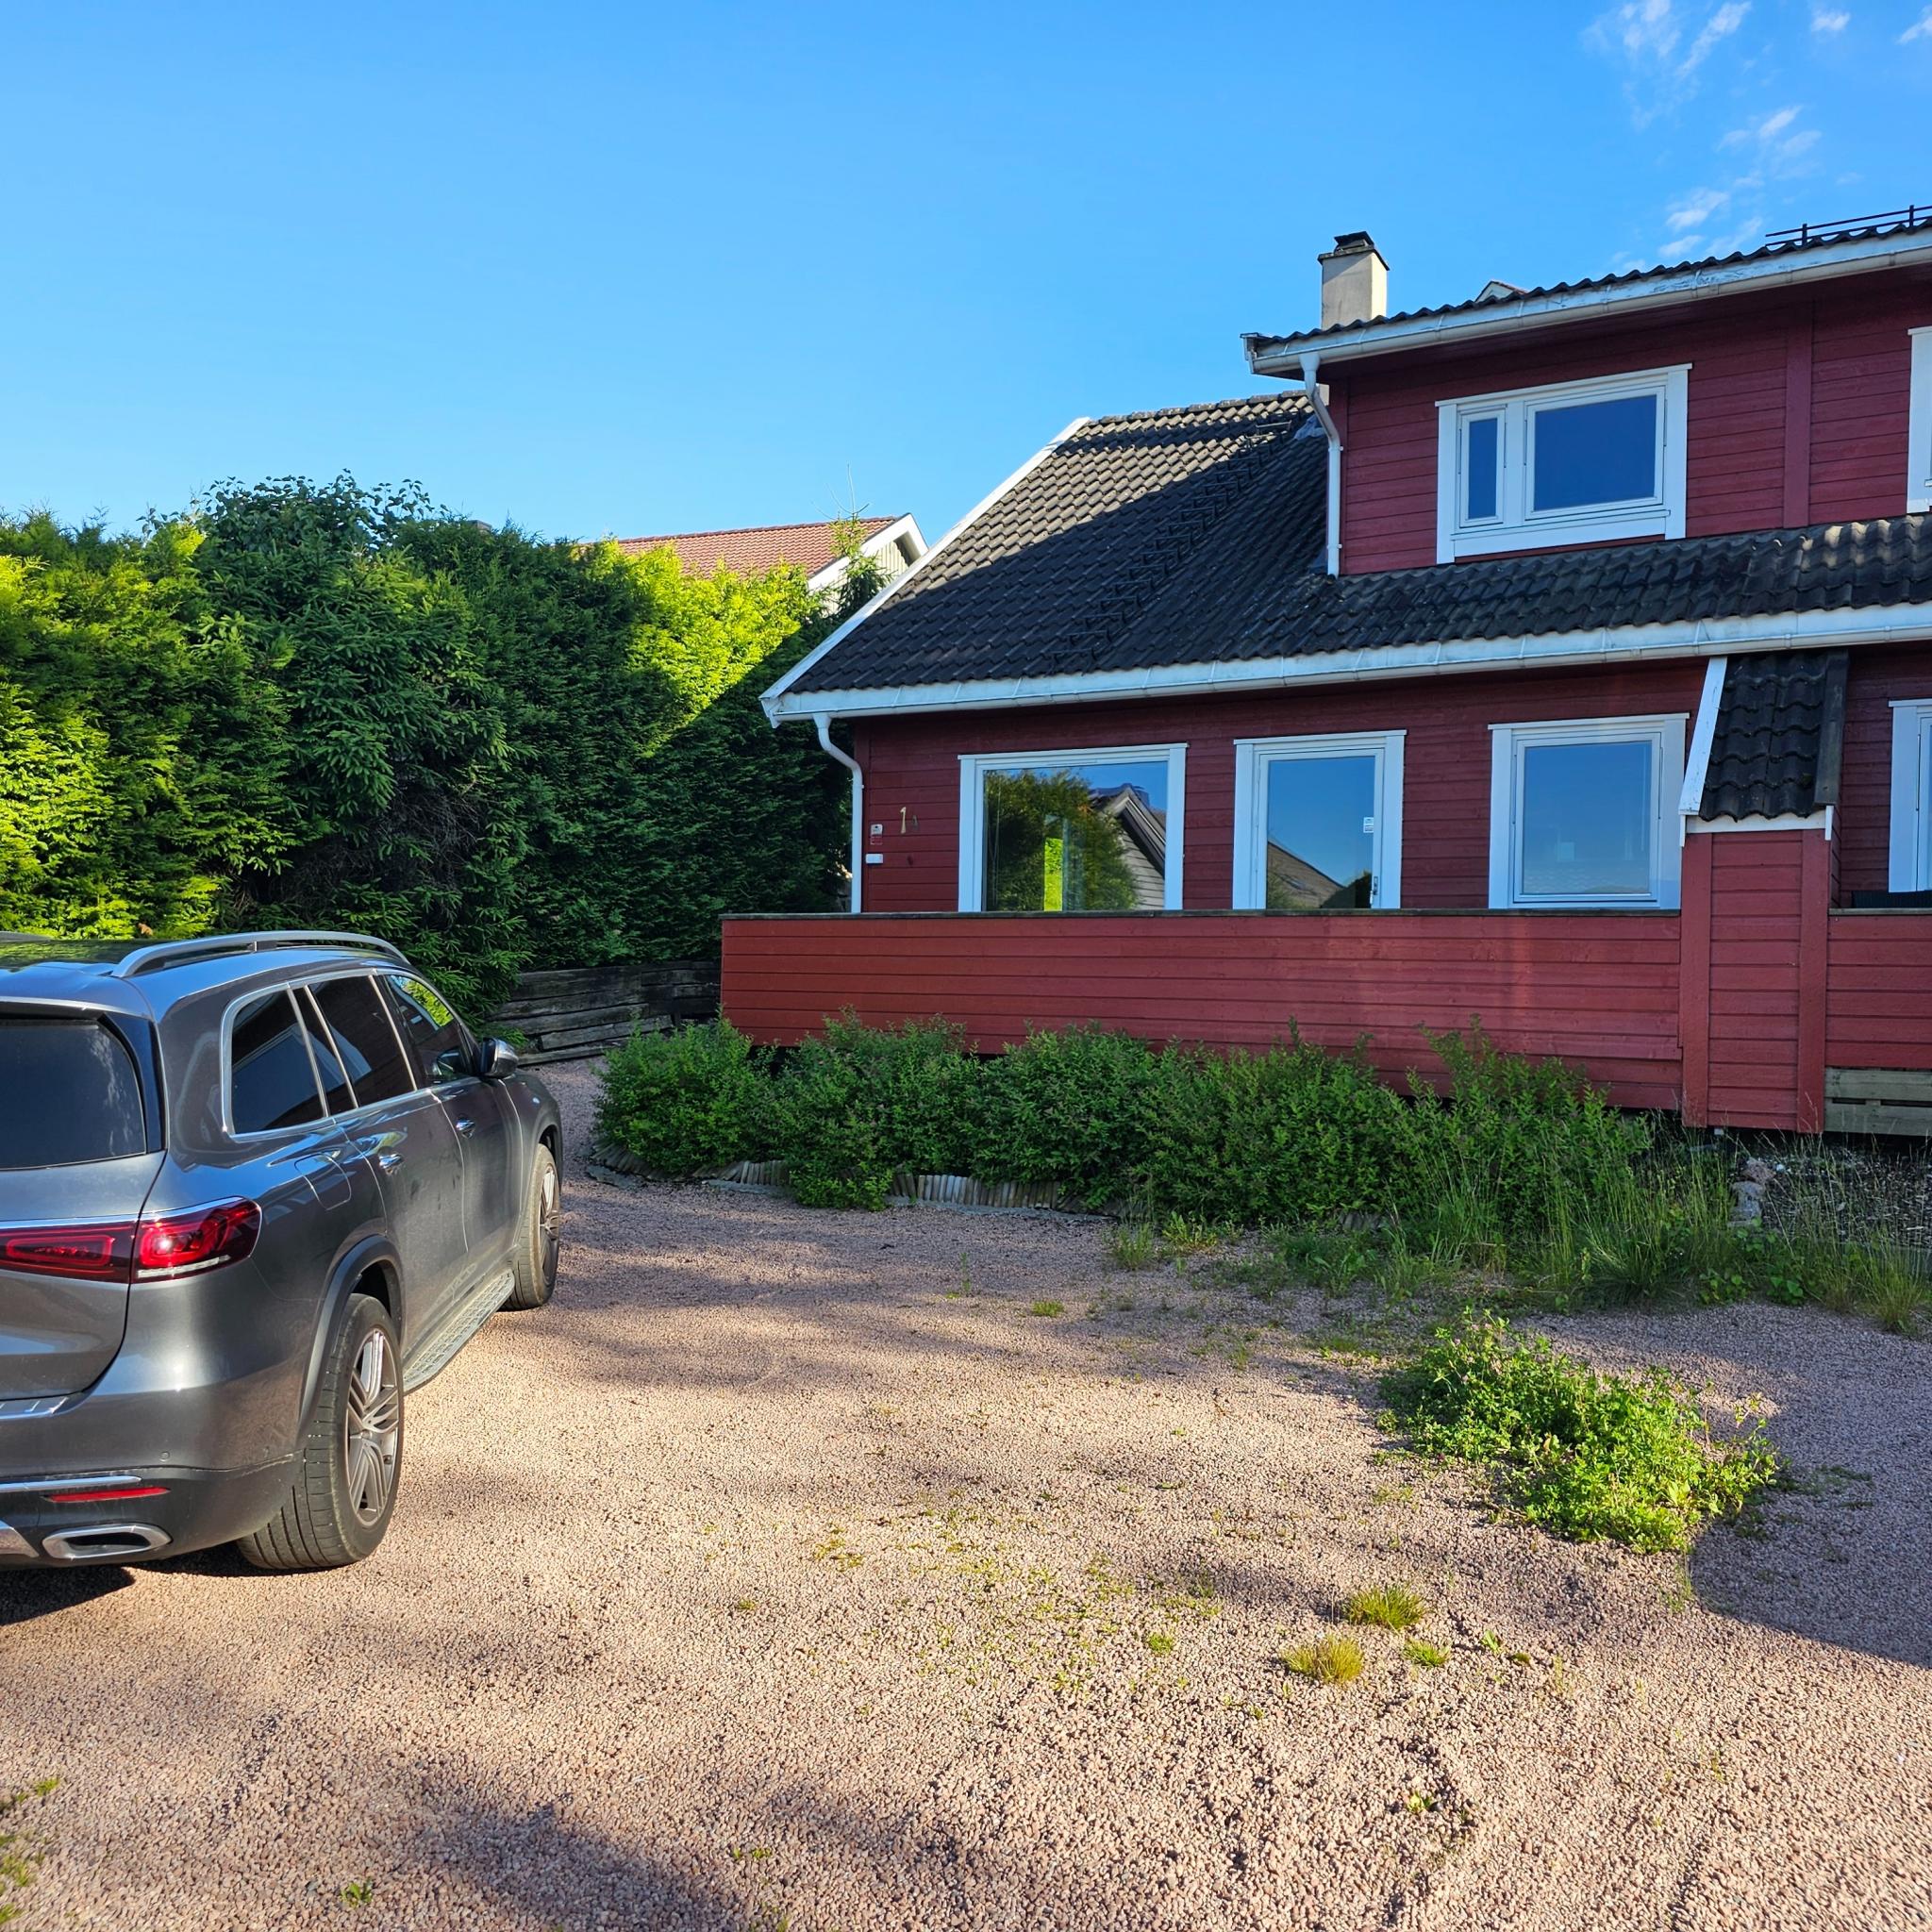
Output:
(342, 1330), (401, 1525)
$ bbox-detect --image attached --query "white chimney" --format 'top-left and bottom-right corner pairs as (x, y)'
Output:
(1318, 231), (1389, 330)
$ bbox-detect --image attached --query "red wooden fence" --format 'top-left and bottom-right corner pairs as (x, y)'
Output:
(721, 911), (1686, 1111)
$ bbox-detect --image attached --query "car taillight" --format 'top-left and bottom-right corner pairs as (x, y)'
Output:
(0, 1223), (135, 1281)
(134, 1200), (261, 1279)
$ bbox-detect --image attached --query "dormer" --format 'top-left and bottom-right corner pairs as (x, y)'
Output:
(1245, 213), (1932, 576)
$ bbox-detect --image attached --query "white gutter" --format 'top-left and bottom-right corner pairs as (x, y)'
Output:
(770, 602), (1932, 724)
(1300, 351), (1341, 576)
(812, 715), (865, 913)
(1246, 227), (1932, 374)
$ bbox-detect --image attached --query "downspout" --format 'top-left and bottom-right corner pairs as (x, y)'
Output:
(813, 713), (864, 913)
(1299, 350), (1342, 576)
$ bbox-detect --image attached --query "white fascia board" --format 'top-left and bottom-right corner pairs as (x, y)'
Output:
(1678, 657), (1729, 815)
(770, 601), (1932, 724)
(1688, 811), (1829, 833)
(1246, 228), (1932, 375)
(760, 424), (1090, 724)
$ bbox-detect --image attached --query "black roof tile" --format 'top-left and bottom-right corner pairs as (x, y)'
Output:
(1699, 650), (1848, 822)
(786, 394), (1932, 698)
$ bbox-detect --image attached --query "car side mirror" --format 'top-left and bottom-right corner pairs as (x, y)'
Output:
(478, 1037), (520, 1081)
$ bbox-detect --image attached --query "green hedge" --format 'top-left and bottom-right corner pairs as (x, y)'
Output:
(2, 482), (858, 1009)
(594, 1016), (1651, 1228)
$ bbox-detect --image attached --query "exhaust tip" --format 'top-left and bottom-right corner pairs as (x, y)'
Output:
(39, 1524), (172, 1563)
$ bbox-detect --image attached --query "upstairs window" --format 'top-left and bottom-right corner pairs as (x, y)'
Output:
(958, 745), (1185, 911)
(1890, 698), (1932, 891)
(1438, 367), (1689, 561)
(1909, 328), (1932, 515)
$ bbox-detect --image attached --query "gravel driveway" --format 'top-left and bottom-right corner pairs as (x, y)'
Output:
(4, 1061), (1930, 1931)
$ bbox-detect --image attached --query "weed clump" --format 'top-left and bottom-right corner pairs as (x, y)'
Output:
(1282, 1633), (1365, 1686)
(1344, 1582), (1428, 1631)
(1382, 1312), (1777, 1553)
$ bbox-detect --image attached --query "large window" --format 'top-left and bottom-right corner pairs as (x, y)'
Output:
(0, 1018), (145, 1168)
(958, 745), (1185, 911)
(1438, 367), (1688, 560)
(229, 991), (325, 1134)
(1890, 698), (1932, 891)
(1489, 715), (1685, 909)
(1232, 732), (1404, 909)
(1909, 328), (1932, 515)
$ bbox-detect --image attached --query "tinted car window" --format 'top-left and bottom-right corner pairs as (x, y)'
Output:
(311, 975), (413, 1107)
(382, 974), (475, 1086)
(230, 991), (325, 1132)
(0, 1017), (145, 1168)
(296, 988), (357, 1113)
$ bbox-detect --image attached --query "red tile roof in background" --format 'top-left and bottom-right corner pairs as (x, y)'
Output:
(608, 517), (900, 580)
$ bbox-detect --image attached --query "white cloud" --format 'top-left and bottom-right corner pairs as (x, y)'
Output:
(1587, 1), (1756, 123)
(1903, 6), (1932, 40)
(1718, 104), (1819, 170)
(1667, 188), (1731, 230)
(1680, 1), (1750, 74)
(1810, 7), (1849, 29)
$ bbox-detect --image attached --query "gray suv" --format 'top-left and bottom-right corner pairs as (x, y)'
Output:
(0, 931), (560, 1572)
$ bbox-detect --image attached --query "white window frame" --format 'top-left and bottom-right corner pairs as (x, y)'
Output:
(1437, 365), (1690, 562)
(1230, 730), (1405, 910)
(1890, 699), (1932, 891)
(1908, 328), (1932, 516)
(1488, 714), (1687, 910)
(957, 742), (1186, 912)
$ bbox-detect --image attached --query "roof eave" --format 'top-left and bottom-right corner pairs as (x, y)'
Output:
(771, 599), (1932, 723)
(1245, 226), (1932, 375)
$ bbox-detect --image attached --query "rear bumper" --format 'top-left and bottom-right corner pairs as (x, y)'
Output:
(0, 1462), (291, 1566)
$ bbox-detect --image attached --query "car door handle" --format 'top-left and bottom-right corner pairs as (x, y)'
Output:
(453, 1117), (476, 1138)
(377, 1152), (404, 1174)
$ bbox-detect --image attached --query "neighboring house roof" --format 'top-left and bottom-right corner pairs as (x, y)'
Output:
(1244, 213), (1932, 371)
(768, 392), (1932, 715)
(1700, 649), (1847, 822)
(609, 515), (922, 586)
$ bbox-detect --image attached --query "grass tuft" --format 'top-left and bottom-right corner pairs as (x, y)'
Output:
(1402, 1638), (1450, 1668)
(1027, 1299), (1065, 1318)
(1105, 1223), (1157, 1271)
(1344, 1582), (1429, 1630)
(1282, 1633), (1365, 1686)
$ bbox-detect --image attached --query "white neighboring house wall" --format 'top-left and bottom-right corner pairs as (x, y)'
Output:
(805, 514), (928, 606)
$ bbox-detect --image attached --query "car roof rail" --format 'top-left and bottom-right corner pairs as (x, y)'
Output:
(108, 930), (409, 979)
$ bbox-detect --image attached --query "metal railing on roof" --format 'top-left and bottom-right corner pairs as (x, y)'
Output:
(108, 930), (408, 979)
(1765, 205), (1931, 246)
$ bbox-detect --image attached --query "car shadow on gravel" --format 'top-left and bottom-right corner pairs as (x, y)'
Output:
(0, 1563), (135, 1624)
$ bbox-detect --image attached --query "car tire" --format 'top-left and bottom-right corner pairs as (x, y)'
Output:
(503, 1142), (561, 1311)
(237, 1292), (404, 1571)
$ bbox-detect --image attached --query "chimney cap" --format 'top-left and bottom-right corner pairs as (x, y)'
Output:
(1321, 231), (1386, 261)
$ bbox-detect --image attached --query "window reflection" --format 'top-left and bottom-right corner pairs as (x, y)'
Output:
(983, 761), (1168, 911)
(1532, 393), (1657, 511)
(1263, 755), (1375, 908)
(1520, 739), (1654, 896)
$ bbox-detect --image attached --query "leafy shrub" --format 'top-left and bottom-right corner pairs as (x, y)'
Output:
(595, 1020), (772, 1177)
(1382, 1312), (1777, 1553)
(974, 1025), (1158, 1208)
(1137, 1035), (1411, 1225)
(774, 1016), (984, 1209)
(1407, 1028), (1651, 1244)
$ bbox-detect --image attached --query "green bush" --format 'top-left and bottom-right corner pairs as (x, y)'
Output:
(1407, 1028), (1652, 1246)
(1138, 1035), (1411, 1224)
(975, 1025), (1158, 1209)
(776, 1016), (986, 1210)
(1382, 1312), (1777, 1552)
(595, 1020), (772, 1178)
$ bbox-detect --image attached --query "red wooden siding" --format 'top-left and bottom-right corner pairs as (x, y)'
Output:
(1826, 913), (1932, 1073)
(1838, 645), (1932, 897)
(722, 911), (1685, 1111)
(855, 659), (1705, 917)
(1332, 275), (1932, 575)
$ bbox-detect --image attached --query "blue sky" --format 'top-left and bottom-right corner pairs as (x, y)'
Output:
(4, 1), (1928, 545)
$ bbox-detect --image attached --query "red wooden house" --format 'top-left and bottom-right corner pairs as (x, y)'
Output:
(724, 216), (1932, 1135)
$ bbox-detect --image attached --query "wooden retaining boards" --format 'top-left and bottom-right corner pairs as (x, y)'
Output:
(489, 958), (720, 1064)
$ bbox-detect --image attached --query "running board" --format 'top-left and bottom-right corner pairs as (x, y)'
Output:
(402, 1267), (516, 1391)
